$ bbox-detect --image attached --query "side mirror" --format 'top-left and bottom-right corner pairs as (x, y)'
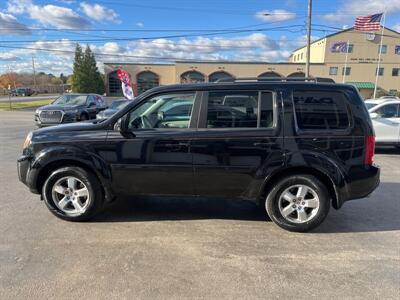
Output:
(115, 115), (135, 138)
(369, 112), (379, 119)
(114, 114), (129, 131)
(113, 118), (123, 131)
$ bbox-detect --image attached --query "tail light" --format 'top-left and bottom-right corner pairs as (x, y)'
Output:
(364, 135), (375, 165)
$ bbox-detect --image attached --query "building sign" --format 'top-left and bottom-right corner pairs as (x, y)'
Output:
(349, 58), (383, 63)
(330, 42), (348, 53)
(395, 46), (400, 55)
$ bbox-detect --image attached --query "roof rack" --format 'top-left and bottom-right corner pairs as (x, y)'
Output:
(215, 77), (335, 83)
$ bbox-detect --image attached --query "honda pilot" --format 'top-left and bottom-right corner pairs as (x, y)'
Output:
(18, 78), (380, 232)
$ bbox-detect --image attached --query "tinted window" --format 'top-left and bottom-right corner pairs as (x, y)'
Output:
(365, 103), (378, 110)
(375, 104), (399, 118)
(128, 93), (195, 129)
(293, 90), (350, 130)
(206, 91), (274, 128)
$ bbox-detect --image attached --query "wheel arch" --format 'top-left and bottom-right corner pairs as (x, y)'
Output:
(259, 166), (341, 209)
(32, 149), (114, 202)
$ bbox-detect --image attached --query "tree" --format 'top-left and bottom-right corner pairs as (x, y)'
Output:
(71, 44), (84, 92)
(71, 44), (105, 94)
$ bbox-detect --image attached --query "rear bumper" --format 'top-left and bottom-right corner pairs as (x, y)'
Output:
(343, 164), (380, 203)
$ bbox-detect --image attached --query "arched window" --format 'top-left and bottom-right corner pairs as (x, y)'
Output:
(108, 71), (123, 96)
(287, 72), (306, 78)
(137, 71), (159, 94)
(180, 71), (205, 83)
(208, 71), (234, 82)
(258, 72), (282, 79)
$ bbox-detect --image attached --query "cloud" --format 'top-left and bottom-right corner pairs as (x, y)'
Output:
(255, 9), (296, 22)
(322, 0), (400, 22)
(2, 32), (307, 75)
(136, 22), (144, 27)
(0, 12), (31, 35)
(6, 0), (31, 14)
(7, 0), (90, 29)
(30, 4), (90, 29)
(80, 2), (120, 23)
(394, 24), (400, 32)
(0, 53), (21, 61)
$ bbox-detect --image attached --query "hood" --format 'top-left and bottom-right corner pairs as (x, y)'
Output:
(34, 119), (102, 135)
(37, 104), (83, 111)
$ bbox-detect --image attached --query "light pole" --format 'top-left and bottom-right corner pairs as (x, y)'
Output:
(305, 0), (313, 78)
(32, 56), (37, 92)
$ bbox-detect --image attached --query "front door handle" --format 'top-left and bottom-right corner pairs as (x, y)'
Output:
(164, 142), (189, 148)
(253, 142), (270, 148)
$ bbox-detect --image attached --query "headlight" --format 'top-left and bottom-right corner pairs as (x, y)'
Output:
(23, 132), (33, 149)
(35, 109), (40, 114)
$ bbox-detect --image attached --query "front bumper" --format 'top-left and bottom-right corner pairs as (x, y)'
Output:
(17, 154), (39, 194)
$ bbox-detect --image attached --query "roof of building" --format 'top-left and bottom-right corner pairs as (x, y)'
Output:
(290, 26), (400, 54)
(347, 82), (376, 89)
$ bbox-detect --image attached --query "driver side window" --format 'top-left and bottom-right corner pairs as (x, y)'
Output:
(127, 92), (195, 130)
(375, 104), (399, 118)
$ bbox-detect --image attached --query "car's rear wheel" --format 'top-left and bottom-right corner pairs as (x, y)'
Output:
(265, 174), (330, 232)
(42, 166), (104, 221)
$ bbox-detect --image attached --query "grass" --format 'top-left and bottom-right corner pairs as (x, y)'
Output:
(0, 99), (53, 110)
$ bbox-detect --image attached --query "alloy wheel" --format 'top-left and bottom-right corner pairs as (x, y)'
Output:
(277, 184), (320, 223)
(51, 176), (90, 216)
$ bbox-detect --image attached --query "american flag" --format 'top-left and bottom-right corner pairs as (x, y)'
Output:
(354, 13), (383, 32)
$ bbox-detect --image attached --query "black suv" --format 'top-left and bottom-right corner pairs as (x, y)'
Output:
(34, 93), (107, 127)
(18, 79), (380, 232)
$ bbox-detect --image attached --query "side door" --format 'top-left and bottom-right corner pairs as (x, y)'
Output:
(105, 91), (200, 196)
(191, 89), (284, 198)
(371, 103), (400, 143)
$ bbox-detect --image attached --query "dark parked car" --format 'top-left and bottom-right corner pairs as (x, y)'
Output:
(18, 78), (380, 232)
(34, 93), (107, 127)
(11, 87), (34, 96)
(96, 99), (130, 120)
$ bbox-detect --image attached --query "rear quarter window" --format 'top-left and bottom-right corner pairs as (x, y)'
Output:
(293, 90), (350, 131)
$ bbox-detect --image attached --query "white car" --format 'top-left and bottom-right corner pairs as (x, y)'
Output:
(365, 99), (400, 147)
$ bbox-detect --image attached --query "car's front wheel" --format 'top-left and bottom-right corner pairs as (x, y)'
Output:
(265, 174), (330, 232)
(42, 166), (104, 221)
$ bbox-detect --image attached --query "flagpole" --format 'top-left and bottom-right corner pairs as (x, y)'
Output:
(342, 40), (350, 83)
(373, 12), (385, 99)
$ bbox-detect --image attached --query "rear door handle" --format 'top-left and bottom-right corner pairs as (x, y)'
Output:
(253, 142), (270, 148)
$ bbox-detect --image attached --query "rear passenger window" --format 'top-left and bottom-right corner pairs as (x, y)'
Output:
(293, 90), (350, 130)
(207, 91), (274, 128)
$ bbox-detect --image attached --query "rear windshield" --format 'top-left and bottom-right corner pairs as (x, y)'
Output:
(293, 90), (350, 131)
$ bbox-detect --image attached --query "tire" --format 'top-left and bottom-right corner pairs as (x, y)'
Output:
(80, 113), (89, 121)
(265, 174), (330, 232)
(42, 166), (104, 221)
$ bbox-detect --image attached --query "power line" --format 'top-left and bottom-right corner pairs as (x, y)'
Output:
(0, 45), (399, 65)
(0, 25), (306, 44)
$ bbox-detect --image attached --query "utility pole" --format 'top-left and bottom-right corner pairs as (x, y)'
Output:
(305, 0), (313, 78)
(32, 56), (37, 92)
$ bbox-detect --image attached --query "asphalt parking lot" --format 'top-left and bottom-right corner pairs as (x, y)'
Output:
(0, 110), (399, 299)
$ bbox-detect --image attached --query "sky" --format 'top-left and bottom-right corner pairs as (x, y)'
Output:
(0, 0), (399, 75)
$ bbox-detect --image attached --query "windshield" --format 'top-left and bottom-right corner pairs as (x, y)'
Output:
(365, 103), (378, 110)
(53, 95), (87, 106)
